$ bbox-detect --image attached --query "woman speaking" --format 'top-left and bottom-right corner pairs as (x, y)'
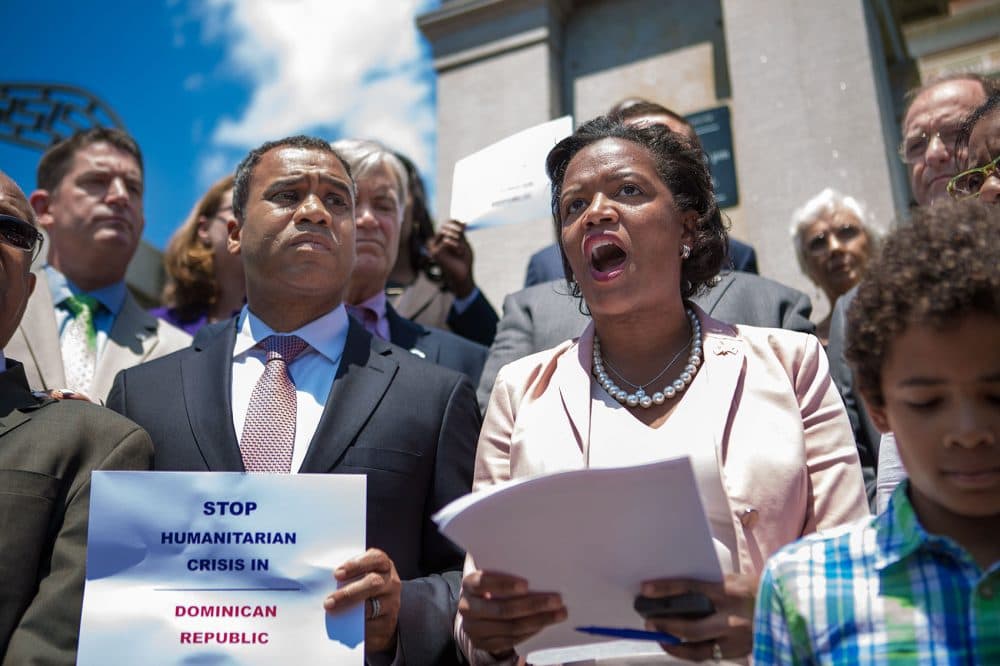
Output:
(456, 117), (868, 664)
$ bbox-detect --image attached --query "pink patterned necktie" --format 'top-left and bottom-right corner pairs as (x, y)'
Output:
(239, 335), (309, 473)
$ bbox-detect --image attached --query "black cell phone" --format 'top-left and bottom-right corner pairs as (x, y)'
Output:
(633, 592), (715, 619)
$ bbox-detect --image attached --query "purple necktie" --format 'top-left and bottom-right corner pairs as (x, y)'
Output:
(239, 335), (309, 473)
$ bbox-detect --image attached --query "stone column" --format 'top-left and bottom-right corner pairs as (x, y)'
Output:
(418, 0), (568, 307)
(721, 0), (899, 316)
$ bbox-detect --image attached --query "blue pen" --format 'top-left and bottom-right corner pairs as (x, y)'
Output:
(575, 626), (681, 644)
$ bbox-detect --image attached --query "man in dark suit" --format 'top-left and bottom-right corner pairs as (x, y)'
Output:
(332, 139), (487, 386)
(478, 273), (814, 407)
(0, 170), (153, 665)
(107, 137), (480, 665)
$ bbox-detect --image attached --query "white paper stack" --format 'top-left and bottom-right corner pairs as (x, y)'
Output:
(434, 457), (722, 664)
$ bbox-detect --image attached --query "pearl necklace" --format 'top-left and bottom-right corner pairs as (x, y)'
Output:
(592, 308), (703, 409)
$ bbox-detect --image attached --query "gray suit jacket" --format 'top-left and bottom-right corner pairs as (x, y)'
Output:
(0, 360), (152, 666)
(826, 285), (880, 506)
(477, 272), (814, 408)
(5, 270), (191, 400)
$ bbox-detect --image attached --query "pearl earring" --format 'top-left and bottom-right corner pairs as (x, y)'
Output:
(680, 244), (692, 260)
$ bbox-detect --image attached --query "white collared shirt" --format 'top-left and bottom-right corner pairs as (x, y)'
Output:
(231, 305), (350, 473)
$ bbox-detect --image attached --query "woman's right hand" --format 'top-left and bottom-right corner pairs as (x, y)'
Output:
(459, 570), (567, 655)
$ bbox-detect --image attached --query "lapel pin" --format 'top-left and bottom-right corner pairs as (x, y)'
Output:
(409, 348), (426, 359)
(712, 340), (738, 356)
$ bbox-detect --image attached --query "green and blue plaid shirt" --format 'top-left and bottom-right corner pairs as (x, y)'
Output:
(753, 482), (1000, 665)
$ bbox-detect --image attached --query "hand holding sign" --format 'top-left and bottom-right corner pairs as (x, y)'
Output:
(325, 548), (402, 655)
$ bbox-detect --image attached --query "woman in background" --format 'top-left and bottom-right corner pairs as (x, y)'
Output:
(386, 153), (499, 346)
(152, 175), (244, 334)
(789, 188), (876, 345)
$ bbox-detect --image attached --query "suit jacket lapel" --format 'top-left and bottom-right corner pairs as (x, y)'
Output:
(386, 304), (422, 349)
(693, 306), (746, 463)
(182, 318), (244, 471)
(691, 272), (735, 317)
(14, 270), (65, 388)
(385, 305), (433, 361)
(556, 322), (596, 459)
(94, 293), (159, 395)
(299, 319), (398, 473)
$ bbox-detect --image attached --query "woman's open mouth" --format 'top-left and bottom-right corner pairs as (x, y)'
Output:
(585, 236), (628, 281)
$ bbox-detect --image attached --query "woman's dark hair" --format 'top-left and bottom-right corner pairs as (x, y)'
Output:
(956, 90), (1000, 157)
(161, 175), (235, 321)
(846, 199), (1000, 406)
(545, 115), (727, 299)
(394, 151), (438, 279)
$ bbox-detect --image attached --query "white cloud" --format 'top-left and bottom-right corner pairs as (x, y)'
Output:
(193, 0), (437, 191)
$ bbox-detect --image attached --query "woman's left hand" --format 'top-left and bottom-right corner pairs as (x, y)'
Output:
(639, 573), (757, 662)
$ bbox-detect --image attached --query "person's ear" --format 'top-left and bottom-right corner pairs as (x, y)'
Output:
(680, 210), (698, 247)
(227, 219), (242, 256)
(862, 394), (891, 434)
(29, 190), (53, 231)
(27, 272), (36, 297)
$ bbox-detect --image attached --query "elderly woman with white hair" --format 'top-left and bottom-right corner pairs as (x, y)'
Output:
(790, 188), (877, 345)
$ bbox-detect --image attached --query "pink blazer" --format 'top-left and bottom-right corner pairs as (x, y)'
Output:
(473, 307), (869, 577)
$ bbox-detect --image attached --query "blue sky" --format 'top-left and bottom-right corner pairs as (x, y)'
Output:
(0, 0), (439, 250)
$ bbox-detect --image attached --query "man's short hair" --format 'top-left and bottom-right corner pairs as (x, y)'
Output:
(608, 99), (689, 128)
(231, 135), (354, 223)
(607, 98), (700, 147)
(900, 73), (997, 125)
(36, 127), (143, 193)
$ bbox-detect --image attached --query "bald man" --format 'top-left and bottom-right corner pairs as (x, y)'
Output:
(0, 170), (153, 665)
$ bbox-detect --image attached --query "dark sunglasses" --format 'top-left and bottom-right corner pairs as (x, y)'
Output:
(0, 214), (44, 262)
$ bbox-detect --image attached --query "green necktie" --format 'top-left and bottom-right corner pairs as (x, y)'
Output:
(62, 294), (100, 350)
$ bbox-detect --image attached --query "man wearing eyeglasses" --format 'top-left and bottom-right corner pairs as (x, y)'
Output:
(898, 74), (992, 206)
(0, 169), (154, 665)
(5, 128), (190, 402)
(827, 73), (994, 509)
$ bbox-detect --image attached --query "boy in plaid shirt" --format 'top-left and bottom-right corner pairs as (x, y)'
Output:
(753, 199), (1000, 665)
